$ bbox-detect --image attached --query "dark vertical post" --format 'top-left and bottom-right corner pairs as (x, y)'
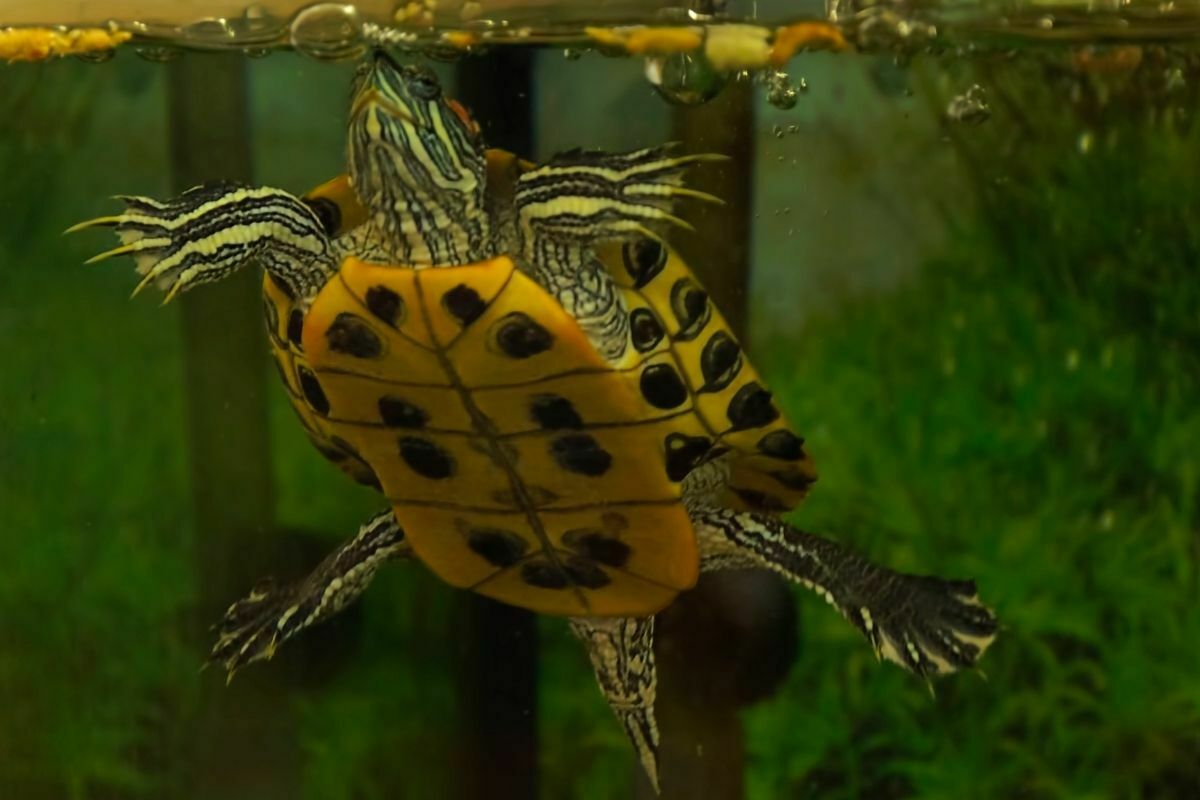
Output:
(643, 81), (799, 800)
(669, 82), (755, 336)
(167, 53), (297, 800)
(452, 50), (540, 800)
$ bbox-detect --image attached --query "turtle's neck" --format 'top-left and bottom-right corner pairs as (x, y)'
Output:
(369, 186), (495, 267)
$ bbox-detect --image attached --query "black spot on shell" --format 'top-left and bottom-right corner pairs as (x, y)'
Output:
(699, 331), (742, 393)
(664, 433), (713, 482)
(398, 436), (456, 479)
(622, 238), (666, 289)
(355, 469), (384, 492)
(287, 308), (305, 348)
(378, 396), (429, 428)
(262, 295), (280, 339)
(629, 308), (665, 353)
(268, 271), (295, 301)
(726, 382), (779, 431)
(550, 434), (612, 476)
(522, 560), (569, 590)
(670, 278), (711, 342)
(467, 527), (527, 567)
(640, 363), (688, 410)
(565, 557), (611, 589)
(303, 196), (342, 236)
(442, 284), (487, 326)
(297, 366), (330, 415)
(325, 439), (382, 491)
(771, 469), (815, 492)
(495, 313), (554, 359)
(365, 285), (404, 326)
(271, 354), (291, 390)
(326, 312), (384, 359)
(320, 436), (382, 491)
(757, 430), (806, 461)
(529, 394), (583, 430)
(732, 488), (789, 512)
(562, 529), (632, 568)
(312, 440), (348, 463)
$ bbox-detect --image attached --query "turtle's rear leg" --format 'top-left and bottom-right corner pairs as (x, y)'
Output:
(68, 181), (338, 302)
(211, 510), (411, 677)
(694, 509), (998, 678)
(569, 616), (661, 793)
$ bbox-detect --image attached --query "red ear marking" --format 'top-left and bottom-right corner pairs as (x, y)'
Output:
(447, 99), (481, 136)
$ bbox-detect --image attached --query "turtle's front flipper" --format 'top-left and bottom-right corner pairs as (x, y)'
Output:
(569, 616), (661, 793)
(514, 145), (723, 253)
(68, 181), (338, 303)
(694, 509), (998, 678)
(210, 510), (410, 677)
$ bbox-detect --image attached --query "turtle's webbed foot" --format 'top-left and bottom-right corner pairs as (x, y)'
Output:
(209, 510), (409, 679)
(694, 509), (998, 679)
(844, 573), (997, 678)
(69, 182), (335, 302)
(210, 576), (306, 675)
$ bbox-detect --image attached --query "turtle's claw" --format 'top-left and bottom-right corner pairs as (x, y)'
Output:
(854, 575), (998, 678)
(208, 578), (301, 676)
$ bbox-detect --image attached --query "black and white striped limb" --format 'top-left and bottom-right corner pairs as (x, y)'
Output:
(569, 616), (661, 793)
(209, 510), (411, 678)
(68, 181), (338, 303)
(694, 509), (998, 678)
(514, 145), (724, 255)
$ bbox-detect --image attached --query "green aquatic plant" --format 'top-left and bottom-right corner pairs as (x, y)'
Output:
(741, 49), (1200, 799)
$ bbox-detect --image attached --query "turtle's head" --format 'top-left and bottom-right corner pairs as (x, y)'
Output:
(347, 51), (492, 265)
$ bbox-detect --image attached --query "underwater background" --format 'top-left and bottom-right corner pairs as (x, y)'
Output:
(2, 6), (1199, 799)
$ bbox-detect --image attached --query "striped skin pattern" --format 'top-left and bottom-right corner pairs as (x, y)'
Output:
(72, 54), (999, 794)
(569, 617), (660, 791)
(347, 54), (493, 268)
(211, 510), (410, 677)
(68, 182), (337, 302)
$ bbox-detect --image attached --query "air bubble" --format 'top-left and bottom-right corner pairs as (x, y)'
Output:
(134, 46), (180, 62)
(230, 4), (285, 44)
(945, 84), (990, 125)
(184, 17), (235, 44)
(75, 48), (117, 64)
(644, 51), (727, 107)
(563, 47), (582, 60)
(765, 70), (798, 109)
(290, 3), (365, 61)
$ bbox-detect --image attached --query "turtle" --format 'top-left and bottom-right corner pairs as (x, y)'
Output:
(70, 51), (997, 791)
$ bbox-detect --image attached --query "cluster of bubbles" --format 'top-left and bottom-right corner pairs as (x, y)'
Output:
(643, 50), (809, 110)
(125, 2), (365, 63)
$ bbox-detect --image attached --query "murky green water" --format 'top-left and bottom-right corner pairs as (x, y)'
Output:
(2, 2), (1199, 799)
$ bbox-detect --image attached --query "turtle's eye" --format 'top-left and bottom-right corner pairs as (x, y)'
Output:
(408, 69), (441, 101)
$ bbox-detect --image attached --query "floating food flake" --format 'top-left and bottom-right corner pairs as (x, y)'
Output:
(769, 22), (849, 66)
(585, 26), (702, 56)
(704, 24), (771, 71)
(0, 27), (131, 62)
(395, 0), (438, 26)
(442, 30), (480, 49)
